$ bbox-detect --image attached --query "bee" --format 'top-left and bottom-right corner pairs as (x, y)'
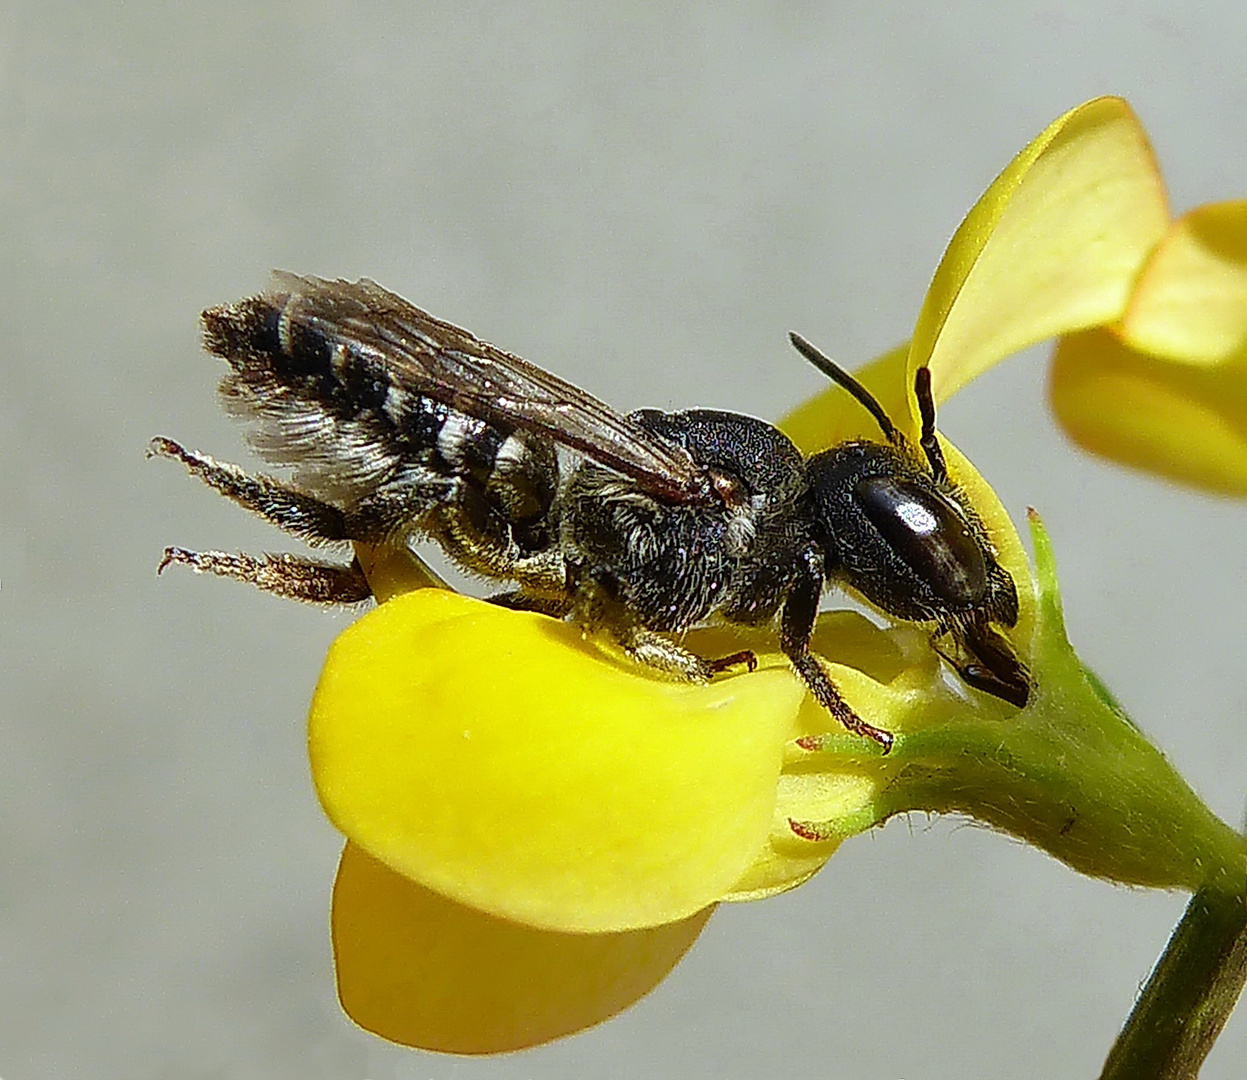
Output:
(153, 274), (1028, 753)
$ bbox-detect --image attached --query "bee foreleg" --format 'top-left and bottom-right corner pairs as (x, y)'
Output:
(782, 549), (894, 753)
(149, 437), (350, 545)
(157, 547), (372, 604)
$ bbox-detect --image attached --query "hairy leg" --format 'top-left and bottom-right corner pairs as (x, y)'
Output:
(149, 437), (351, 544)
(571, 576), (755, 681)
(158, 547), (372, 604)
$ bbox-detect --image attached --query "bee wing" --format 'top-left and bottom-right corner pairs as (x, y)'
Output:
(267, 273), (713, 505)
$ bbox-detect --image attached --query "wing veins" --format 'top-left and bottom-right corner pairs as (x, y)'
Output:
(269, 273), (711, 505)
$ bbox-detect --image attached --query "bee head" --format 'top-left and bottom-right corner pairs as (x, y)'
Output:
(791, 333), (1027, 707)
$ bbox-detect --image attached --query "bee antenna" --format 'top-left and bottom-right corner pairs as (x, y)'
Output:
(788, 332), (900, 446)
(913, 366), (948, 483)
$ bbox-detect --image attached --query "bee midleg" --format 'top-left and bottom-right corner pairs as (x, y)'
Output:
(624, 628), (719, 680)
(570, 574), (716, 682)
(781, 547), (894, 752)
(149, 437), (350, 544)
(158, 547), (372, 604)
(487, 590), (573, 618)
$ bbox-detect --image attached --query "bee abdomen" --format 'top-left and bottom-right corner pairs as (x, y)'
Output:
(203, 289), (557, 533)
(200, 295), (281, 370)
(203, 294), (388, 409)
(207, 293), (426, 443)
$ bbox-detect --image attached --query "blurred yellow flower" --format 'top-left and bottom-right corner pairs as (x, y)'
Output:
(1051, 200), (1247, 495)
(308, 97), (1245, 1052)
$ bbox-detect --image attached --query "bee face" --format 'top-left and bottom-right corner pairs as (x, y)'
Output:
(808, 441), (1002, 621)
(788, 333), (1028, 708)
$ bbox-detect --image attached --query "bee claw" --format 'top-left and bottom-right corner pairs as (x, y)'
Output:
(706, 649), (758, 675)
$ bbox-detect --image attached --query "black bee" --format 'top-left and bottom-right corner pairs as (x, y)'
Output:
(153, 274), (1028, 753)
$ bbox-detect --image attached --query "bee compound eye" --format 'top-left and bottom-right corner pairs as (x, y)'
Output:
(854, 475), (989, 606)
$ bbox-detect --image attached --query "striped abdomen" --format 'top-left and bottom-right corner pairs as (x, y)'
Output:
(201, 289), (559, 555)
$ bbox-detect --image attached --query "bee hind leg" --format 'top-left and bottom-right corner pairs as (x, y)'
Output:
(158, 547), (372, 604)
(148, 437), (351, 544)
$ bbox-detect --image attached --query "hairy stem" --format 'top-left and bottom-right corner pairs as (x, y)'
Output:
(1100, 868), (1247, 1080)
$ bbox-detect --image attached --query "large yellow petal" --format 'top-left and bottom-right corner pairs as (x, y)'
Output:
(332, 843), (712, 1053)
(1120, 200), (1247, 366)
(309, 589), (806, 933)
(1050, 327), (1247, 495)
(913, 96), (1169, 405)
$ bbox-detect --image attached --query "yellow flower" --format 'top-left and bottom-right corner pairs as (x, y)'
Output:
(308, 98), (1244, 1052)
(1051, 200), (1247, 495)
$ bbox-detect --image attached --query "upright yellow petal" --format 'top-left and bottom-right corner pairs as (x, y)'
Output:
(1120, 201), (1247, 366)
(913, 97), (1169, 404)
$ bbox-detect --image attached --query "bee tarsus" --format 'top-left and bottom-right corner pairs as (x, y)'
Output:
(157, 546), (372, 604)
(706, 650), (758, 675)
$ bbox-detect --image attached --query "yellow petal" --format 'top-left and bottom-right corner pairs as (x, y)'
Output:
(1120, 200), (1247, 366)
(913, 96), (1169, 404)
(309, 589), (805, 933)
(331, 843), (712, 1053)
(1050, 327), (1247, 496)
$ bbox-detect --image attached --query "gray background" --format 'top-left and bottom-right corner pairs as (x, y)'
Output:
(3, 3), (1246, 1078)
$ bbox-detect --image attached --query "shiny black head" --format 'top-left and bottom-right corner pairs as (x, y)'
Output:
(791, 333), (1029, 708)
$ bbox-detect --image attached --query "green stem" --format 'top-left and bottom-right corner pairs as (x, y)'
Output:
(1100, 873), (1247, 1080)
